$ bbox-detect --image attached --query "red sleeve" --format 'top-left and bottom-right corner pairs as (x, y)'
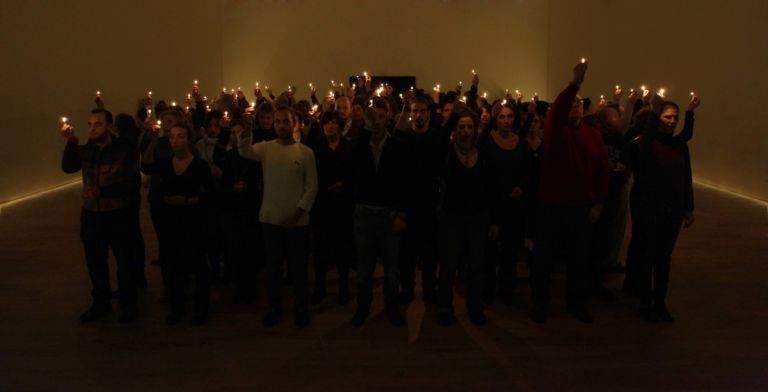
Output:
(544, 83), (579, 153)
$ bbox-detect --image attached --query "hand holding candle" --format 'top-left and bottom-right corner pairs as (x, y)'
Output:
(688, 92), (701, 111)
(60, 116), (76, 142)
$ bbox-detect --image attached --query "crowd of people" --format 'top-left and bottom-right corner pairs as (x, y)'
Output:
(60, 60), (700, 328)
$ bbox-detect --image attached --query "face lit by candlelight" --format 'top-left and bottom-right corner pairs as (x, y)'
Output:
(659, 107), (679, 134)
(322, 118), (340, 139)
(410, 101), (429, 131)
(169, 126), (190, 152)
(351, 103), (365, 124)
(206, 117), (221, 138)
(454, 116), (477, 150)
(159, 113), (178, 133)
(334, 97), (351, 121)
(87, 112), (111, 143)
(496, 106), (515, 133)
(442, 102), (454, 123)
(273, 109), (295, 141)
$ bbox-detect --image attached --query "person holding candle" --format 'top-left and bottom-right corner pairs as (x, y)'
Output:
(238, 106), (318, 328)
(61, 109), (142, 323)
(628, 93), (696, 323)
(530, 60), (611, 324)
(142, 122), (214, 325)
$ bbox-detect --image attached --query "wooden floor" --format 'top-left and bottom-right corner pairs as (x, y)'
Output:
(1, 183), (767, 391)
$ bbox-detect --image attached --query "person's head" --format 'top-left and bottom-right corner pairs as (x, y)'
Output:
(365, 97), (389, 132)
(568, 95), (584, 127)
(530, 113), (544, 131)
(453, 111), (480, 150)
(229, 119), (245, 147)
(273, 106), (295, 141)
(442, 102), (454, 122)
(410, 96), (431, 131)
(480, 106), (491, 129)
(255, 102), (275, 130)
(658, 101), (680, 134)
(334, 96), (351, 122)
(204, 110), (223, 138)
(351, 97), (366, 124)
(321, 111), (345, 139)
(494, 103), (516, 133)
(598, 105), (621, 134)
(114, 113), (139, 143)
(169, 124), (194, 153)
(159, 110), (186, 133)
(88, 108), (113, 143)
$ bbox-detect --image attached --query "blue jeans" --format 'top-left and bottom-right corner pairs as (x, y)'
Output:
(438, 211), (489, 314)
(263, 224), (310, 313)
(353, 205), (402, 309)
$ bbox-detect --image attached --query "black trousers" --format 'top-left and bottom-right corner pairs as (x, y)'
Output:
(485, 201), (526, 297)
(80, 208), (135, 306)
(624, 195), (642, 293)
(311, 206), (353, 293)
(164, 207), (210, 313)
(635, 207), (683, 307)
(531, 204), (593, 307)
(437, 212), (488, 314)
(128, 204), (146, 282)
(223, 207), (264, 298)
(589, 191), (622, 288)
(149, 203), (170, 289)
(263, 224), (310, 313)
(399, 208), (438, 294)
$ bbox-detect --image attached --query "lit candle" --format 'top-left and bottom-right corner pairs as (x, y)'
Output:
(505, 89), (509, 94)
(222, 87), (227, 93)
(288, 86), (292, 92)
(331, 80), (335, 85)
(363, 71), (368, 78)
(156, 120), (162, 127)
(187, 94), (191, 99)
(312, 105), (318, 113)
(171, 101), (177, 107)
(501, 100), (507, 105)
(148, 91), (152, 97)
(690, 91), (695, 96)
(203, 96), (208, 102)
(630, 88), (635, 93)
(369, 99), (373, 107)
(251, 101), (256, 108)
(600, 94), (605, 99)
(615, 84), (620, 90)
(147, 109), (152, 117)
(96, 90), (101, 97)
(308, 83), (313, 88)
(352, 83), (357, 89)
(328, 91), (334, 98)
(482, 92), (487, 98)
(459, 81), (463, 86)
(185, 106), (189, 111)
(255, 82), (260, 88)
(471, 69), (476, 75)
(231, 89), (235, 94)
(515, 89), (520, 94)
(237, 86), (242, 92)
(658, 88), (665, 97)
(194, 79), (198, 86)
(581, 57), (586, 63)
(224, 111), (229, 118)
(641, 85), (647, 91)
(410, 86), (414, 91)
(61, 116), (68, 123)
(399, 93), (403, 99)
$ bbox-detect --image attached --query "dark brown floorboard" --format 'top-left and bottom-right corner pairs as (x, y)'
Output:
(1, 184), (766, 391)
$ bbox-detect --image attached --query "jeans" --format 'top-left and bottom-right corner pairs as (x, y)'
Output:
(80, 208), (135, 306)
(353, 205), (402, 309)
(263, 223), (310, 312)
(437, 212), (488, 314)
(531, 203), (593, 307)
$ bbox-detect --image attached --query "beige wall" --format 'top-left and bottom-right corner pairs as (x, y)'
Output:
(0, 0), (223, 203)
(547, 0), (768, 201)
(220, 0), (549, 106)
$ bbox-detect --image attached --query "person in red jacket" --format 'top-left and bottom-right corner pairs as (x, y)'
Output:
(530, 60), (611, 324)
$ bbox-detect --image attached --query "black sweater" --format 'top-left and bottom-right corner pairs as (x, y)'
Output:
(349, 130), (407, 211)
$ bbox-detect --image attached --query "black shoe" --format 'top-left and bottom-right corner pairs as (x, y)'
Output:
(530, 304), (548, 324)
(566, 304), (594, 324)
(639, 306), (658, 322)
(386, 304), (405, 327)
(398, 289), (415, 305)
(350, 308), (369, 327)
(165, 310), (185, 325)
(469, 311), (488, 326)
(436, 312), (454, 327)
(263, 309), (283, 328)
(119, 304), (138, 324)
(338, 288), (351, 306)
(591, 285), (617, 302)
(501, 292), (515, 306)
(80, 303), (112, 323)
(310, 289), (326, 305)
(136, 273), (148, 289)
(295, 310), (310, 328)
(655, 306), (675, 323)
(422, 288), (437, 304)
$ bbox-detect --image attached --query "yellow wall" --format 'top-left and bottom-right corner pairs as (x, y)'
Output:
(220, 0), (549, 106)
(3, 0), (766, 203)
(0, 0), (223, 203)
(547, 0), (768, 201)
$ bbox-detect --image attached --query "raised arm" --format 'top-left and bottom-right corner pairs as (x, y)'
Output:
(676, 94), (700, 142)
(236, 126), (265, 161)
(61, 122), (81, 173)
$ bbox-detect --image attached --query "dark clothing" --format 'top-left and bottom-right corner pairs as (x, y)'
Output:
(398, 127), (452, 295)
(62, 138), (140, 308)
(141, 156), (214, 313)
(629, 112), (694, 307)
(353, 205), (402, 308)
(263, 224), (310, 313)
(349, 130), (407, 211)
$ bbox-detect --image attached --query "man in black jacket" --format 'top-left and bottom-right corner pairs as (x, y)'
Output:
(61, 109), (141, 323)
(349, 97), (408, 327)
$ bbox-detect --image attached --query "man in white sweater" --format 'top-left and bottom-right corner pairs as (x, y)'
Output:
(238, 106), (318, 328)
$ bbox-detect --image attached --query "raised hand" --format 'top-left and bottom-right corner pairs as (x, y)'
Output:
(688, 94), (701, 111)
(572, 60), (588, 86)
(471, 72), (480, 87)
(60, 120), (77, 142)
